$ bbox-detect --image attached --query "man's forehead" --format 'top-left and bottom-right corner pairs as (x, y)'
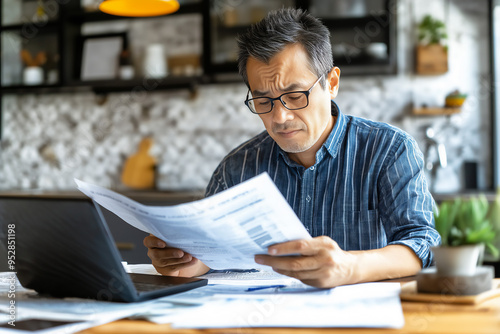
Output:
(247, 65), (315, 96)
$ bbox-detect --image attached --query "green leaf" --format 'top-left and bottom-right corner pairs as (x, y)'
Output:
(418, 15), (447, 45)
(486, 242), (500, 258)
(434, 195), (497, 248)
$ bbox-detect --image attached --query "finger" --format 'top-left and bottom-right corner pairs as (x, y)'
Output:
(151, 252), (192, 267)
(267, 236), (337, 256)
(154, 257), (199, 276)
(254, 254), (321, 271)
(147, 247), (185, 261)
(148, 248), (190, 265)
(143, 235), (166, 248)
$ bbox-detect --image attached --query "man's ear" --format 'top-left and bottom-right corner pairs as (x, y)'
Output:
(327, 67), (341, 99)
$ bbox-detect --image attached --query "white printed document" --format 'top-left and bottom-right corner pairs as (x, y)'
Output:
(75, 173), (311, 270)
(164, 283), (405, 329)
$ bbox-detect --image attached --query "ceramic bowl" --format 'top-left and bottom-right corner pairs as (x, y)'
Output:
(445, 94), (467, 108)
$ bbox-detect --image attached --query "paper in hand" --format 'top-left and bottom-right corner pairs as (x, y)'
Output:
(75, 173), (311, 270)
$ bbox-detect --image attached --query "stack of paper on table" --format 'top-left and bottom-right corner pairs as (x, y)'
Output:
(0, 270), (404, 331)
(124, 264), (404, 329)
(147, 282), (405, 329)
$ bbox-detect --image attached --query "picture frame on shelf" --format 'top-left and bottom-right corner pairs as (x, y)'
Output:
(80, 33), (126, 81)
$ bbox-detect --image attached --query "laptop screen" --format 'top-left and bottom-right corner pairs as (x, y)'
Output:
(0, 196), (139, 302)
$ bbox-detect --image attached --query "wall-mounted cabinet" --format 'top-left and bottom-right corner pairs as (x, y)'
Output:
(1, 26), (60, 87)
(309, 0), (397, 75)
(203, 0), (398, 79)
(1, 0), (78, 89)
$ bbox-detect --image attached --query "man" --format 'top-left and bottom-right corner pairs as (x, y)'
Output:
(144, 8), (440, 288)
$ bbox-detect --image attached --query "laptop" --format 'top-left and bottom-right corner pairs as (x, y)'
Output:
(0, 196), (207, 302)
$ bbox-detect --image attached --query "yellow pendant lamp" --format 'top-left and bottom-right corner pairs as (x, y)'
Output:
(99, 0), (180, 17)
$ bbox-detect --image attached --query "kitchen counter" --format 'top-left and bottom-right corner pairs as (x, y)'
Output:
(0, 189), (205, 205)
(1, 189), (496, 203)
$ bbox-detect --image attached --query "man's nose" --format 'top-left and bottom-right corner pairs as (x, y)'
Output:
(272, 100), (294, 124)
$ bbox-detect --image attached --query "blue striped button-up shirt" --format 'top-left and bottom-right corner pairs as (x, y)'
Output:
(206, 102), (440, 267)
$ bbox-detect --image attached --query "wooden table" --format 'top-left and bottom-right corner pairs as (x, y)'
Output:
(80, 279), (500, 334)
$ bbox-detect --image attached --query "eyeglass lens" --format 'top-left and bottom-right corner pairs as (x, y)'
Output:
(248, 92), (308, 114)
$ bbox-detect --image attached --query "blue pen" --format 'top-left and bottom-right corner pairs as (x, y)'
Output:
(246, 285), (286, 292)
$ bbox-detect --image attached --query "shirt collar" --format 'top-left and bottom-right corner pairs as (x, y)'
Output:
(322, 100), (347, 159)
(277, 101), (347, 167)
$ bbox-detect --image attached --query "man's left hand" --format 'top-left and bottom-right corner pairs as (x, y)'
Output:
(254, 236), (356, 288)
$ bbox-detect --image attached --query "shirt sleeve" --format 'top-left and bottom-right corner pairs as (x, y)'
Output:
(377, 135), (441, 268)
(204, 160), (231, 198)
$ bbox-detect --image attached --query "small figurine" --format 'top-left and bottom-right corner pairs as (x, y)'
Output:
(121, 137), (157, 189)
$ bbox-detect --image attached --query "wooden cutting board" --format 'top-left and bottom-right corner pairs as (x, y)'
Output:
(400, 279), (500, 305)
(121, 138), (156, 189)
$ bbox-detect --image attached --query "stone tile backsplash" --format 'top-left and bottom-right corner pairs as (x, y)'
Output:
(0, 85), (263, 190)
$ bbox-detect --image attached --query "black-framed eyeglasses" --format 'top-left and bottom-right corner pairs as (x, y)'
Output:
(244, 74), (324, 114)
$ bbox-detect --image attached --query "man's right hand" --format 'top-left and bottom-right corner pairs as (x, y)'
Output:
(143, 235), (210, 277)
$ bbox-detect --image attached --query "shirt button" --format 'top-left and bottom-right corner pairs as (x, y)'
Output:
(306, 195), (311, 202)
(310, 166), (315, 170)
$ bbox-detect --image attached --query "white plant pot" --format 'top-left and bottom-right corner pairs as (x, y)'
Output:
(431, 244), (482, 276)
(23, 66), (44, 85)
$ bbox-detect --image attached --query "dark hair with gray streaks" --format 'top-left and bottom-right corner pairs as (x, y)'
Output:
(237, 7), (333, 90)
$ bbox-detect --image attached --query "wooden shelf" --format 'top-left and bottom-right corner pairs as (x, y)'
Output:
(84, 75), (205, 93)
(0, 21), (60, 31)
(413, 107), (461, 116)
(0, 76), (207, 95)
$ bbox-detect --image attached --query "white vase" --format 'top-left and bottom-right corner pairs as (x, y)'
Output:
(143, 44), (167, 79)
(431, 244), (482, 276)
(23, 66), (44, 85)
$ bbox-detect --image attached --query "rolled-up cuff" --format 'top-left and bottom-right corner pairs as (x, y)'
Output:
(388, 239), (435, 268)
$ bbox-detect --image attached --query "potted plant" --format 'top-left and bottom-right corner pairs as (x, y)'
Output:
(416, 15), (448, 74)
(433, 195), (499, 276)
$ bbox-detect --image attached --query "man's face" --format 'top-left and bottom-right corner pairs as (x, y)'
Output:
(246, 44), (340, 157)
